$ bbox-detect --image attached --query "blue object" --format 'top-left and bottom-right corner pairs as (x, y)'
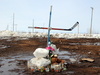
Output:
(47, 6), (52, 46)
(48, 42), (51, 45)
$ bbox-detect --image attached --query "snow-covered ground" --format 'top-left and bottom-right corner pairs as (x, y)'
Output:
(0, 30), (100, 39)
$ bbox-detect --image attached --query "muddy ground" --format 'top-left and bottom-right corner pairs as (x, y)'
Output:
(0, 37), (100, 75)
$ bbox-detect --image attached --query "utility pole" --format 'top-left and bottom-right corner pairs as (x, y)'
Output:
(6, 24), (9, 30)
(15, 24), (17, 32)
(13, 13), (15, 31)
(78, 24), (79, 34)
(43, 23), (45, 33)
(90, 7), (93, 35)
(33, 19), (34, 33)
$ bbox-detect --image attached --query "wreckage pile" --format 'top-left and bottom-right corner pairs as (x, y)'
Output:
(27, 43), (67, 73)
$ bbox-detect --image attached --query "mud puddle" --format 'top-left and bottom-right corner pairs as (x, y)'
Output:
(58, 51), (86, 63)
(0, 50), (86, 75)
(69, 42), (100, 46)
(0, 53), (34, 75)
(0, 45), (7, 49)
(66, 71), (74, 74)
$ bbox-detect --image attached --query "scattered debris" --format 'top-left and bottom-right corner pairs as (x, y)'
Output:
(79, 58), (94, 62)
(27, 42), (66, 73)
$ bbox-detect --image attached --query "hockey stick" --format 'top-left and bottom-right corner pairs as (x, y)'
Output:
(28, 22), (79, 31)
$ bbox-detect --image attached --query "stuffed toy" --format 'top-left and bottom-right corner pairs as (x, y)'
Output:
(51, 55), (65, 64)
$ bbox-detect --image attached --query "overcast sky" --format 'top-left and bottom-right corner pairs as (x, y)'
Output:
(0, 0), (100, 34)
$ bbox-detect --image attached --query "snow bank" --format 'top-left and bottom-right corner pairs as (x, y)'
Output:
(0, 30), (100, 39)
(0, 30), (17, 36)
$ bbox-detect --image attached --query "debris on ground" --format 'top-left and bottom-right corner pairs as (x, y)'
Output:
(79, 58), (94, 62)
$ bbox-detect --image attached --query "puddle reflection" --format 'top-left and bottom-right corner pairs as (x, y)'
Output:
(69, 42), (100, 46)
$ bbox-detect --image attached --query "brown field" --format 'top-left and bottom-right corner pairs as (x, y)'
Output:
(0, 37), (100, 75)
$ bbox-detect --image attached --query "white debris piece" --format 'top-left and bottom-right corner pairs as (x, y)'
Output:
(69, 58), (77, 63)
(33, 48), (49, 58)
(51, 44), (59, 55)
(29, 58), (50, 68)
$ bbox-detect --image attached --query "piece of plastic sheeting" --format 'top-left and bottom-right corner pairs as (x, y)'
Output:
(33, 48), (49, 58)
(29, 57), (50, 68)
(51, 44), (59, 55)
